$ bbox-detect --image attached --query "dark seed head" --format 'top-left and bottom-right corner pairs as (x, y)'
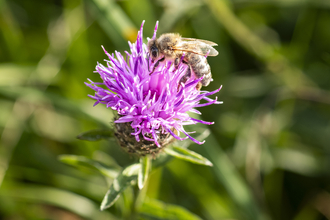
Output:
(114, 122), (175, 157)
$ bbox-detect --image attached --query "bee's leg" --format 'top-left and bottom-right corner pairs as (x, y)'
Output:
(196, 82), (202, 90)
(177, 65), (191, 91)
(182, 60), (188, 65)
(179, 64), (191, 84)
(180, 62), (202, 90)
(174, 57), (180, 70)
(180, 60), (190, 83)
(150, 57), (165, 75)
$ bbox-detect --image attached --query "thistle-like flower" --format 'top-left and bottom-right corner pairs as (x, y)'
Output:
(86, 21), (222, 156)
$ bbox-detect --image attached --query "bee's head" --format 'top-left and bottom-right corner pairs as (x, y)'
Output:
(147, 39), (159, 62)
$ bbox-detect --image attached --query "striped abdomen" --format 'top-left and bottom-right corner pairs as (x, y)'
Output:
(184, 53), (212, 87)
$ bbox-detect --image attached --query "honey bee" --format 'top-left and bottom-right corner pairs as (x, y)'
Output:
(147, 33), (218, 89)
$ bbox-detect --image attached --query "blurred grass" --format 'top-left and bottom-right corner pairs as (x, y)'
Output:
(1, 0), (330, 219)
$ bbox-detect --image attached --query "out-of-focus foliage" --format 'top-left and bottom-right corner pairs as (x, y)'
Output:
(1, 0), (330, 219)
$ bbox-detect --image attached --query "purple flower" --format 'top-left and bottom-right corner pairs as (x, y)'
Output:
(86, 21), (221, 153)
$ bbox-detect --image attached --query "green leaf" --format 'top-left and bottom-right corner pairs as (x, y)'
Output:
(139, 198), (202, 220)
(202, 128), (262, 219)
(164, 146), (213, 166)
(100, 163), (141, 211)
(138, 156), (151, 190)
(76, 129), (114, 141)
(0, 184), (118, 220)
(58, 155), (118, 179)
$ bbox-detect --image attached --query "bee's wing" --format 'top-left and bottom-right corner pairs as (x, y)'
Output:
(199, 45), (219, 56)
(173, 41), (219, 56)
(181, 38), (218, 46)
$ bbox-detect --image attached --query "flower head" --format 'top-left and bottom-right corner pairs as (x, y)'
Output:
(86, 21), (222, 156)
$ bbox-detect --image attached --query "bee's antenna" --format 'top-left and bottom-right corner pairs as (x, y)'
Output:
(152, 21), (159, 40)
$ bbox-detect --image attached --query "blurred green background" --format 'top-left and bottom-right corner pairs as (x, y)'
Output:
(1, 0), (330, 219)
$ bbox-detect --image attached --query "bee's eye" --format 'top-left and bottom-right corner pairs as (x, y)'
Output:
(151, 47), (158, 58)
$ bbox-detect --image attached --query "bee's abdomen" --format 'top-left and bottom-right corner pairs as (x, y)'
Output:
(185, 53), (212, 86)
